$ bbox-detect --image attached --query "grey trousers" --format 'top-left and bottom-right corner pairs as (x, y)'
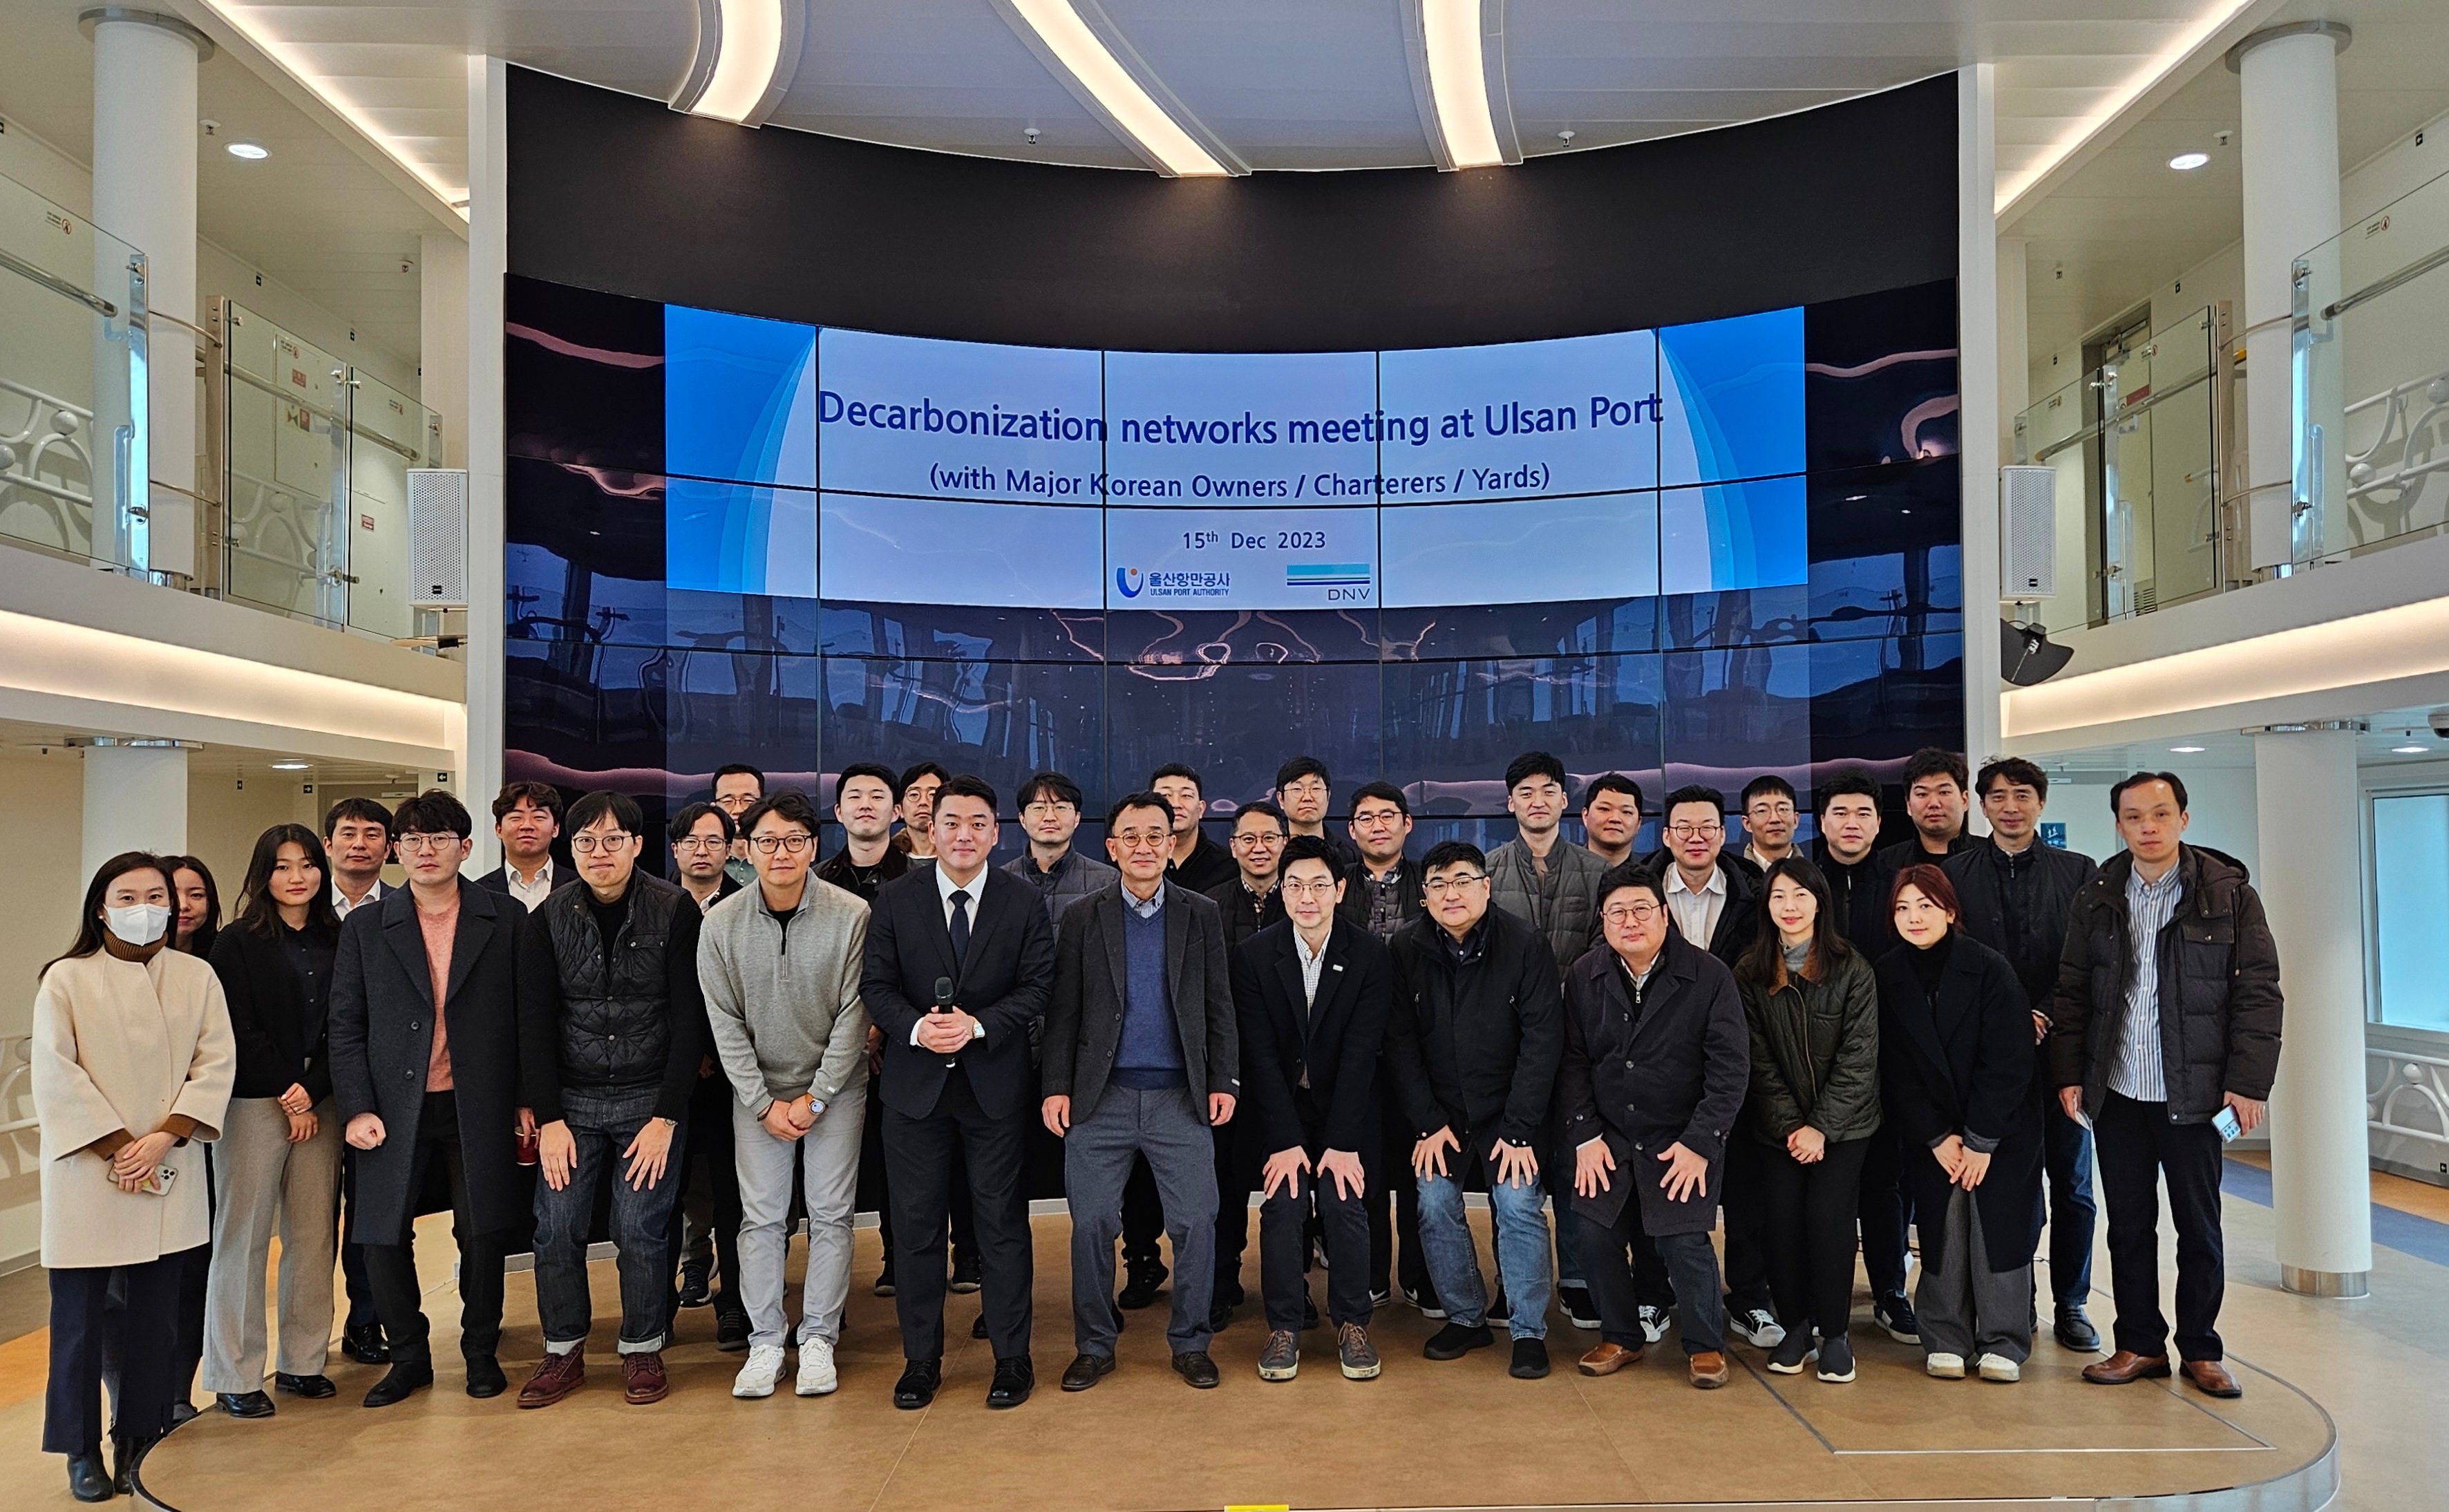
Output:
(1064, 1084), (1218, 1357)
(732, 1081), (867, 1352)
(1918, 1187), (2033, 1365)
(200, 1097), (341, 1392)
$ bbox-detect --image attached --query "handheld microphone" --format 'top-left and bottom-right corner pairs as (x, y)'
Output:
(932, 975), (960, 1064)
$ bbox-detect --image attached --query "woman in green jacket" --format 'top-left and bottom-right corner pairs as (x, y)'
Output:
(1733, 856), (1881, 1383)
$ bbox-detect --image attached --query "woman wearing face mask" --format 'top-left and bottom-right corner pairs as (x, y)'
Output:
(1732, 857), (1880, 1384)
(1875, 864), (2043, 1384)
(201, 826), (346, 1419)
(32, 853), (235, 1501)
(167, 857), (222, 958)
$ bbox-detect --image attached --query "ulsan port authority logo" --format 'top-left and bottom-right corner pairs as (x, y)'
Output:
(1115, 562), (1372, 601)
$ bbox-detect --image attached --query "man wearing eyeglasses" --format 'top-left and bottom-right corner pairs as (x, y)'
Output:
(699, 793), (873, 1402)
(1198, 799), (1292, 1330)
(1208, 800), (1290, 952)
(663, 800), (749, 1350)
(1385, 841), (1563, 1381)
(668, 803), (740, 915)
(1043, 793), (1239, 1393)
(710, 764), (765, 887)
(1004, 771), (1116, 925)
(1559, 865), (1748, 1389)
(1339, 781), (1437, 1323)
(1739, 776), (1801, 871)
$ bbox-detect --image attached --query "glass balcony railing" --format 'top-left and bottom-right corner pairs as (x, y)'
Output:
(2013, 304), (2235, 628)
(206, 298), (440, 638)
(2295, 166), (2449, 565)
(0, 170), (149, 572)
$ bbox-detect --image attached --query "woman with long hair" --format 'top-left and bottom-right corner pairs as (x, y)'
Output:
(1875, 864), (2043, 1383)
(32, 852), (234, 1500)
(167, 856), (221, 958)
(1731, 856), (1881, 1383)
(200, 826), (347, 1419)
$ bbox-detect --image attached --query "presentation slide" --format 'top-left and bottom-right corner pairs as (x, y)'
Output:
(819, 493), (1102, 609)
(817, 328), (1104, 503)
(1379, 493), (1659, 608)
(1376, 330), (1660, 501)
(1105, 506), (1378, 610)
(1101, 350), (1381, 506)
(1658, 306), (1806, 486)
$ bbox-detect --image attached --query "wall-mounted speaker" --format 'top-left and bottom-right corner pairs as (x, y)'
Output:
(408, 469), (469, 608)
(2000, 465), (2056, 602)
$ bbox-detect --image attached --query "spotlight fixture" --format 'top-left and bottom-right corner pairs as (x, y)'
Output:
(2000, 619), (2073, 688)
(270, 759), (310, 771)
(670, 0), (805, 127)
(227, 142), (269, 160)
(2168, 151), (2210, 171)
(2169, 745), (2206, 754)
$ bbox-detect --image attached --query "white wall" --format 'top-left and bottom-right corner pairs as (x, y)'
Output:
(2048, 762), (2262, 879)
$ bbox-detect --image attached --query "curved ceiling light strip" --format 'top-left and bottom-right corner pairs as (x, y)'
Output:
(995, 0), (1241, 178)
(1401, 0), (1521, 171)
(671, 0), (805, 127)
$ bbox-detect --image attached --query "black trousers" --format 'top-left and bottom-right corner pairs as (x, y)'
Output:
(337, 1147), (397, 1335)
(1856, 1122), (1913, 1299)
(882, 1068), (1032, 1362)
(2096, 1091), (2227, 1362)
(47, 1252), (188, 1455)
(363, 1093), (506, 1368)
(1259, 1113), (1372, 1331)
(864, 1075), (973, 1263)
(1719, 1137), (1774, 1312)
(665, 1070), (744, 1323)
(1365, 1097), (1432, 1301)
(1756, 1135), (1872, 1339)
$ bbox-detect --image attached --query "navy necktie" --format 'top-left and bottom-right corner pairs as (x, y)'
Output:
(948, 888), (972, 963)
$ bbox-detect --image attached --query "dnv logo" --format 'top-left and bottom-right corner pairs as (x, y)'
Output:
(1115, 565), (1144, 598)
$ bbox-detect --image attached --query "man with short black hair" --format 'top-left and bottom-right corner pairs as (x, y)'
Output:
(1043, 793), (1238, 1392)
(864, 775), (1056, 1410)
(701, 791), (874, 1401)
(516, 791), (703, 1409)
(1339, 780), (1432, 1317)
(1209, 800), (1289, 952)
(321, 796), (397, 1366)
(1153, 763), (1238, 894)
(669, 803), (739, 914)
(663, 800), (749, 1341)
(1235, 835), (1390, 1383)
(1878, 748), (1973, 869)
(711, 764), (765, 887)
(2050, 774), (2281, 1399)
(1947, 757), (2102, 1352)
(817, 764), (911, 907)
(1580, 775), (1647, 871)
(892, 762), (949, 861)
(1560, 865), (1747, 1389)
(1275, 755), (1359, 873)
(1387, 840), (1562, 1381)
(1341, 781), (1421, 941)
(1007, 771), (1117, 923)
(480, 782), (564, 911)
(1739, 776), (1800, 870)
(1199, 799), (1290, 1327)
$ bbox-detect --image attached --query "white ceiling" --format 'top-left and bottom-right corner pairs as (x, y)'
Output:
(2009, 0), (2449, 366)
(2028, 703), (2449, 773)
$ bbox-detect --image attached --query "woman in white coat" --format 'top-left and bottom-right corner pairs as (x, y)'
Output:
(32, 851), (235, 1502)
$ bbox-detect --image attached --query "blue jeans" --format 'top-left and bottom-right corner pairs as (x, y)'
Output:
(1416, 1167), (1551, 1340)
(531, 1086), (684, 1353)
(2043, 1095), (2098, 1308)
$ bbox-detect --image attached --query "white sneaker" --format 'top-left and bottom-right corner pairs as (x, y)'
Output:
(1925, 1352), (1967, 1379)
(1976, 1352), (2021, 1383)
(796, 1337), (838, 1397)
(732, 1344), (785, 1399)
(1636, 1304), (1669, 1345)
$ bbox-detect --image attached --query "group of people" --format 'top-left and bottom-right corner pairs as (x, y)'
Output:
(29, 745), (2285, 1501)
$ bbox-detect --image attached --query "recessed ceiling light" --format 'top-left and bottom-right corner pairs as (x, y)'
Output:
(1419, 0), (1505, 169)
(270, 759), (310, 771)
(2168, 151), (2210, 171)
(2168, 745), (2206, 754)
(227, 142), (269, 160)
(1005, 0), (1231, 176)
(2392, 744), (2429, 755)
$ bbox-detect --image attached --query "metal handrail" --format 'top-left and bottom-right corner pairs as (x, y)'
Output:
(0, 245), (118, 317)
(2323, 242), (2449, 321)
(2029, 365), (2217, 465)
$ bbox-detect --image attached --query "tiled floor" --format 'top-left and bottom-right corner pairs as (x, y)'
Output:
(1, 1172), (2442, 1511)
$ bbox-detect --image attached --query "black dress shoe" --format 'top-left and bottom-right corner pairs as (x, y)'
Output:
(217, 1390), (275, 1418)
(1171, 1350), (1220, 1388)
(464, 1354), (508, 1399)
(275, 1372), (336, 1399)
(987, 1356), (1034, 1409)
(970, 1312), (990, 1340)
(110, 1433), (156, 1497)
(893, 1359), (942, 1410)
(716, 1309), (751, 1352)
(1060, 1352), (1115, 1391)
(2054, 1305), (2102, 1352)
(339, 1322), (390, 1365)
(361, 1363), (433, 1408)
(66, 1449), (111, 1502)
(1117, 1263), (1167, 1310)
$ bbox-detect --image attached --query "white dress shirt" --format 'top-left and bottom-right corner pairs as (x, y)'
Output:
(1665, 864), (1727, 949)
(504, 858), (556, 913)
(916, 862), (992, 1046)
(330, 878), (388, 919)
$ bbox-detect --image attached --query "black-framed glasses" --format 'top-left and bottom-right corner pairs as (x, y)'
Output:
(750, 833), (813, 855)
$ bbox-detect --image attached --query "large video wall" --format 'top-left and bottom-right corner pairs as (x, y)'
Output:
(502, 273), (1961, 853)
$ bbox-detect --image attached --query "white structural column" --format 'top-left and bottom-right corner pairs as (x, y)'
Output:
(462, 55), (509, 871)
(84, 8), (209, 582)
(2231, 22), (2349, 571)
(81, 741), (189, 880)
(2252, 724), (2372, 1296)
(419, 232), (471, 470)
(1957, 64), (2003, 762)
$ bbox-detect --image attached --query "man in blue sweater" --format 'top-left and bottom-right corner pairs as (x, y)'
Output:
(1041, 793), (1240, 1392)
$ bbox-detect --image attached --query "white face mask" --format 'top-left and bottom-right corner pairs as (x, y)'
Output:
(105, 903), (173, 947)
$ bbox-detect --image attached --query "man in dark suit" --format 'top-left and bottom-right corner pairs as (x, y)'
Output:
(330, 788), (540, 1409)
(860, 775), (1057, 1411)
(1043, 793), (1238, 1392)
(1233, 837), (1391, 1383)
(475, 781), (562, 911)
(1559, 864), (1749, 1390)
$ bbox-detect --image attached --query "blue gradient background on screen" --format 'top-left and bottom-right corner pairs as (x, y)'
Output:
(665, 305), (817, 593)
(1658, 306), (1806, 486)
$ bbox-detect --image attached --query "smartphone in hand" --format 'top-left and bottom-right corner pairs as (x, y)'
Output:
(2211, 1105), (2243, 1142)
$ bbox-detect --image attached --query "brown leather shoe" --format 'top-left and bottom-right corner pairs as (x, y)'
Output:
(1689, 1350), (1730, 1389)
(622, 1351), (670, 1405)
(2082, 1350), (2172, 1385)
(2181, 1359), (2242, 1398)
(516, 1350), (585, 1408)
(1578, 1341), (1643, 1376)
